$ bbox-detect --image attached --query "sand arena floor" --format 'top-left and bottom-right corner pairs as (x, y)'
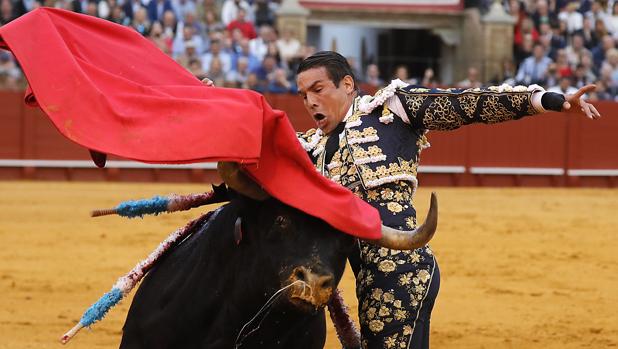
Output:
(0, 182), (617, 349)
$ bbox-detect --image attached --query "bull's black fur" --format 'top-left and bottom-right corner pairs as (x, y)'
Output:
(120, 194), (355, 349)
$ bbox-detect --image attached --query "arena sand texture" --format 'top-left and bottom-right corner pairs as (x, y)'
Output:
(0, 182), (616, 349)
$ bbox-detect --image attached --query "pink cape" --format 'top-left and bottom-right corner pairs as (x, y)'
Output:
(0, 8), (381, 239)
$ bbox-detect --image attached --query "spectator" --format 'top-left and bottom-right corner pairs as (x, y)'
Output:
(516, 42), (553, 85)
(173, 26), (204, 58)
(206, 56), (226, 86)
(364, 63), (383, 87)
(592, 79), (613, 100)
(183, 11), (206, 39)
(276, 28), (301, 67)
(172, 0), (195, 23)
(122, 0), (143, 22)
(226, 7), (256, 39)
(220, 0), (251, 26)
(250, 24), (275, 62)
(188, 58), (207, 80)
(545, 63), (560, 87)
(602, 47), (618, 86)
(581, 51), (599, 79)
(84, 1), (98, 17)
(577, 17), (598, 49)
(393, 65), (415, 84)
(201, 39), (232, 75)
(548, 75), (578, 94)
(98, 0), (112, 20)
(573, 62), (596, 88)
(253, 54), (278, 87)
(558, 1), (584, 34)
(203, 9), (225, 34)
(266, 41), (282, 66)
(146, 0), (173, 22)
(532, 0), (557, 31)
(226, 55), (252, 87)
(108, 5), (127, 25)
(593, 15), (609, 42)
(0, 51), (21, 90)
(228, 27), (244, 53)
(592, 34), (614, 67)
(457, 66), (482, 88)
(232, 37), (260, 72)
(492, 57), (517, 85)
(608, 2), (618, 36)
(177, 40), (200, 69)
(421, 67), (439, 87)
(0, 0), (15, 25)
(131, 6), (151, 36)
(267, 68), (297, 94)
(585, 0), (609, 29)
(245, 72), (264, 92)
(555, 48), (573, 77)
(565, 33), (592, 67)
(149, 21), (173, 55)
(253, 0), (276, 27)
(161, 10), (178, 38)
(515, 33), (536, 66)
(514, 17), (540, 54)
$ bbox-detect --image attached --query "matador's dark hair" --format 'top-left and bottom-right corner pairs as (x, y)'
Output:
(297, 51), (358, 91)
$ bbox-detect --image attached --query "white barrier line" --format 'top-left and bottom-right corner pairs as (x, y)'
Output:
(0, 159), (218, 169)
(567, 169), (618, 176)
(469, 167), (564, 175)
(418, 165), (466, 174)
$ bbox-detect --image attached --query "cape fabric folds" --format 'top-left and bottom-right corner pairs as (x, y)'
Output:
(0, 8), (381, 239)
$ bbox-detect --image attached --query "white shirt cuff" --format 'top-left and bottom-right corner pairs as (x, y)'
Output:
(528, 84), (547, 113)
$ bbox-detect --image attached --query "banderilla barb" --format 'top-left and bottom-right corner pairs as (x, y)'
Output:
(60, 208), (218, 344)
(90, 184), (229, 218)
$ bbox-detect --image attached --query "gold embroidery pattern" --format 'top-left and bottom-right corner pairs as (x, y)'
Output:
(507, 93), (529, 111)
(478, 95), (516, 123)
(423, 96), (463, 130)
(400, 87), (430, 93)
(351, 145), (387, 164)
(357, 242), (434, 349)
(458, 94), (480, 119)
(348, 127), (379, 141)
(358, 159), (418, 188)
(403, 94), (427, 119)
(405, 216), (417, 229)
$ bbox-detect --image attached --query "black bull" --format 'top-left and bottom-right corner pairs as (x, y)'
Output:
(120, 196), (356, 349)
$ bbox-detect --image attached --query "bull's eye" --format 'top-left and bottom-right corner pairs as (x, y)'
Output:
(274, 215), (289, 229)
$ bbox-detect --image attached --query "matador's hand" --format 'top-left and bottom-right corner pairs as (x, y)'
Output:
(563, 84), (601, 120)
(201, 77), (214, 87)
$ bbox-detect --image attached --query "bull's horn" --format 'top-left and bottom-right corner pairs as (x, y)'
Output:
(217, 162), (270, 201)
(372, 192), (438, 250)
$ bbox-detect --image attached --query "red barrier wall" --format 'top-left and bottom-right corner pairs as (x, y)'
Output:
(1, 91), (617, 186)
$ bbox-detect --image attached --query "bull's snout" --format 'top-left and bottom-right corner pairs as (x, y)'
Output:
(286, 266), (334, 311)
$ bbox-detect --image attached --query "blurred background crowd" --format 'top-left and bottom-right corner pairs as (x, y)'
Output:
(2, 0), (618, 101)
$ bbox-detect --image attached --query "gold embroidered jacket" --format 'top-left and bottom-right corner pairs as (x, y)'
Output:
(298, 83), (542, 229)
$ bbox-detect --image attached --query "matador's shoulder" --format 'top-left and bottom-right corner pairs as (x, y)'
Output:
(296, 128), (324, 152)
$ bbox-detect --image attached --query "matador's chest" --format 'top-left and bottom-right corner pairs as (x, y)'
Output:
(313, 107), (428, 192)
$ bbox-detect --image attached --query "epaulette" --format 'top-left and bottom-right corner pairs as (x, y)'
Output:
(358, 79), (408, 114)
(297, 128), (323, 152)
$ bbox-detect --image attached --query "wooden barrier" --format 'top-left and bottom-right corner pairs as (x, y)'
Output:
(1, 91), (617, 187)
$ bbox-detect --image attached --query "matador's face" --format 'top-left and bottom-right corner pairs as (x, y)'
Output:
(297, 67), (355, 135)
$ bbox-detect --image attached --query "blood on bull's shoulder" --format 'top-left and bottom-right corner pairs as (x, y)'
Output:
(119, 193), (355, 349)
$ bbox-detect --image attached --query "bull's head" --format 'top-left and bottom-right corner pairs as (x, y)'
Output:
(217, 162), (439, 311)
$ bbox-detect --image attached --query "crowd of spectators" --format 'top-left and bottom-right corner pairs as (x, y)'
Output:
(2, 0), (618, 102)
(0, 0), (314, 93)
(479, 0), (618, 101)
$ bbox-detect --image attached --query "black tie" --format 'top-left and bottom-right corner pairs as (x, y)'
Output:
(324, 122), (346, 165)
